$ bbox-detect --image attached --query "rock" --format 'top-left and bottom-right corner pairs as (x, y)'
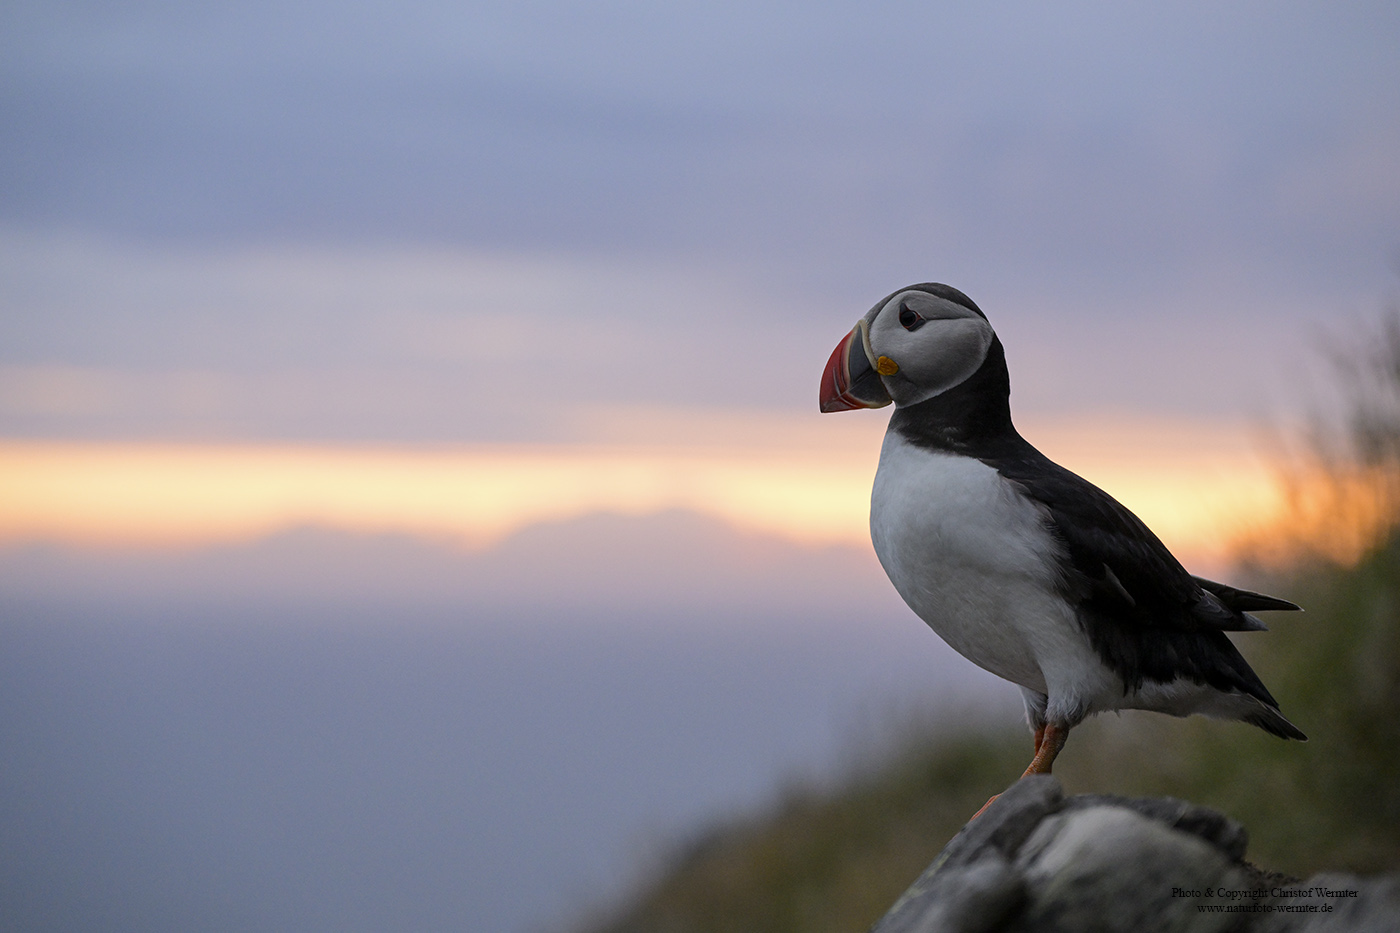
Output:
(875, 856), (1027, 933)
(933, 776), (1066, 872)
(1061, 793), (1249, 862)
(1013, 805), (1246, 933)
(1259, 873), (1400, 933)
(870, 779), (1400, 933)
(872, 777), (1058, 933)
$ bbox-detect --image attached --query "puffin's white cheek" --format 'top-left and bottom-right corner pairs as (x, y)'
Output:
(903, 320), (993, 397)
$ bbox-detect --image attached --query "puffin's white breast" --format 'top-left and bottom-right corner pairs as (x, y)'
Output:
(869, 431), (1108, 702)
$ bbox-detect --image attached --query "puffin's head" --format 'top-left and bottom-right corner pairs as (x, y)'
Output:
(819, 283), (994, 412)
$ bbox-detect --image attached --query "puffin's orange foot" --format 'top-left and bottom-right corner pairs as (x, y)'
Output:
(1020, 722), (1070, 778)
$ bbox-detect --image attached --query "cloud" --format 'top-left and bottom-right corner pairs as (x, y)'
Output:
(0, 508), (902, 624)
(0, 233), (838, 438)
(1, 2), (1396, 298)
(0, 231), (1365, 453)
(0, 408), (1287, 594)
(0, 435), (879, 550)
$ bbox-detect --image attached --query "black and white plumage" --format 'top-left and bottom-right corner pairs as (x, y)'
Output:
(819, 283), (1304, 781)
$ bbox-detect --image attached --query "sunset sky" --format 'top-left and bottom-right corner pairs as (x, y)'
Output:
(2, 3), (1398, 932)
(4, 3), (1398, 566)
(0, 411), (1285, 573)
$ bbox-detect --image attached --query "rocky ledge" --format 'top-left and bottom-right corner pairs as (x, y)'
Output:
(872, 776), (1398, 933)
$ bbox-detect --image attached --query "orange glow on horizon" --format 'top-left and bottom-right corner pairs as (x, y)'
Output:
(0, 440), (877, 549)
(0, 414), (1303, 573)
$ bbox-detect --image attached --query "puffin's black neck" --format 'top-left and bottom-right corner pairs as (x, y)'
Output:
(888, 335), (1022, 456)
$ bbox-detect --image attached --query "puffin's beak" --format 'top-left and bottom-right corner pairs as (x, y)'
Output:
(819, 321), (893, 412)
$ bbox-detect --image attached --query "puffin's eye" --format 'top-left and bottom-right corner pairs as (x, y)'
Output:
(898, 307), (926, 331)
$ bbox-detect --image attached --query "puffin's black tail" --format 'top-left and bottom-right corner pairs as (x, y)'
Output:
(1245, 703), (1308, 741)
(1193, 576), (1301, 613)
(1200, 631), (1308, 740)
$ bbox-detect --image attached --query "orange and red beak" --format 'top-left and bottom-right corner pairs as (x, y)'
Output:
(819, 321), (893, 412)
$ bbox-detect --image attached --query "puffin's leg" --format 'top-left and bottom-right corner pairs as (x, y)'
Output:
(971, 721), (1055, 820)
(1020, 722), (1069, 777)
(1022, 688), (1049, 757)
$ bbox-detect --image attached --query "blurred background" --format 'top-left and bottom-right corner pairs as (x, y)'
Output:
(1, 2), (1398, 931)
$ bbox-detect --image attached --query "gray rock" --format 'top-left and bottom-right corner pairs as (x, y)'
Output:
(1012, 805), (1244, 933)
(1063, 793), (1249, 862)
(1259, 872), (1400, 932)
(871, 778), (1061, 933)
(870, 856), (1026, 933)
(933, 775), (1065, 872)
(869, 778), (1400, 933)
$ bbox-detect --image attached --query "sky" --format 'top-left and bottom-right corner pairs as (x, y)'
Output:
(2, 2), (1399, 932)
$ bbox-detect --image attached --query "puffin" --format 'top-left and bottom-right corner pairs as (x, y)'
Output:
(818, 282), (1304, 786)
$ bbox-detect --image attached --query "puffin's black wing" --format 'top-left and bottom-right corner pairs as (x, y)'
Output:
(984, 443), (1218, 625)
(985, 440), (1300, 722)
